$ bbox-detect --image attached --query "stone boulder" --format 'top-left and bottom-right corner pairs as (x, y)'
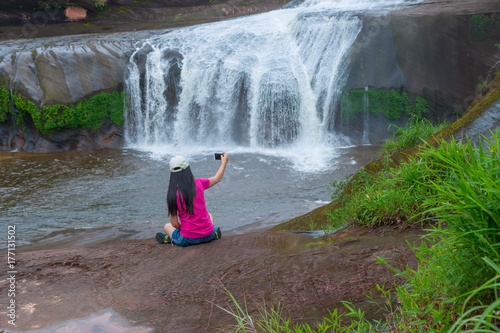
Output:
(64, 6), (88, 21)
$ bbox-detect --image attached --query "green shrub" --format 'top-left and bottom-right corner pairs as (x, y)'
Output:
(470, 14), (498, 41)
(13, 91), (38, 126)
(3, 90), (125, 134)
(340, 89), (428, 124)
(410, 96), (429, 118)
(94, 0), (106, 9)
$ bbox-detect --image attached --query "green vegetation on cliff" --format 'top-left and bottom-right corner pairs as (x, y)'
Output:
(0, 86), (125, 134)
(0, 86), (10, 123)
(340, 88), (429, 123)
(469, 14), (500, 41)
(226, 132), (500, 332)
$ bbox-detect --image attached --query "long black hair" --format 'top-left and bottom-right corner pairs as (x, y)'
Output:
(167, 165), (197, 216)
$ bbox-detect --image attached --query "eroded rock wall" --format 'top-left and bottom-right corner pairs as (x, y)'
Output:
(346, 0), (500, 118)
(0, 33), (139, 105)
(1, 0), (499, 153)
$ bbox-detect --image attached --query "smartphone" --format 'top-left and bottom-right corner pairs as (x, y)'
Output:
(214, 153), (223, 160)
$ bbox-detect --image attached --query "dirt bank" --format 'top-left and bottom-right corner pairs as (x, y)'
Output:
(0, 227), (422, 332)
(0, 0), (289, 41)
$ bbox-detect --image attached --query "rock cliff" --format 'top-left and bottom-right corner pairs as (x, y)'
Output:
(346, 0), (500, 116)
(0, 0), (499, 153)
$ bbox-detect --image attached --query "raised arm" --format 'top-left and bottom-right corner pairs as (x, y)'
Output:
(209, 152), (228, 188)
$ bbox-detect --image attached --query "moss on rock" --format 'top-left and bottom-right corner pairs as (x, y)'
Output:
(0, 87), (125, 135)
(340, 88), (429, 124)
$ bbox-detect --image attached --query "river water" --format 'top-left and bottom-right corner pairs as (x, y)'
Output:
(0, 145), (380, 250)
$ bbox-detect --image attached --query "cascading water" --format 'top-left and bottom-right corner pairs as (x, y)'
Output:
(363, 86), (370, 144)
(125, 0), (423, 164)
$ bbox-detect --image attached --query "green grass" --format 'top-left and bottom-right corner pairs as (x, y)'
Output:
(0, 86), (10, 123)
(216, 281), (377, 332)
(325, 151), (441, 231)
(338, 131), (500, 331)
(221, 131), (500, 332)
(380, 116), (449, 155)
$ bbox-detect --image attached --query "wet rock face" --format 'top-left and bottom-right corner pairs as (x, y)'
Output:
(345, 0), (500, 119)
(0, 117), (124, 153)
(0, 230), (421, 331)
(0, 33), (138, 105)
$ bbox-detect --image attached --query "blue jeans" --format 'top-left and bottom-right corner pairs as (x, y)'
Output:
(171, 228), (216, 247)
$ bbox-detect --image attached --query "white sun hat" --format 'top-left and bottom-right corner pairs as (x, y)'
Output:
(169, 155), (189, 173)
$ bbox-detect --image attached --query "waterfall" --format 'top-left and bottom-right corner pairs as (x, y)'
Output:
(125, 0), (422, 153)
(362, 86), (370, 144)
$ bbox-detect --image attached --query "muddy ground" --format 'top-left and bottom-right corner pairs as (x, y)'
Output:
(0, 227), (422, 332)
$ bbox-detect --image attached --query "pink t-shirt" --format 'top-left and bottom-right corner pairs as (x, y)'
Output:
(176, 178), (213, 238)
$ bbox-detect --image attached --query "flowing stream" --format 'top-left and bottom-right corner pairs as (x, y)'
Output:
(0, 0), (422, 250)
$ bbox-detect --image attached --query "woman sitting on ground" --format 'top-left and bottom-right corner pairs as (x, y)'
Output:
(156, 153), (228, 247)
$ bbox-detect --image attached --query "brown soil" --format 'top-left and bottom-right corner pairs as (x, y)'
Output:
(0, 227), (423, 332)
(0, 0), (289, 41)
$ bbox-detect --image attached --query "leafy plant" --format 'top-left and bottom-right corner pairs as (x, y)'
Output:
(380, 116), (449, 155)
(422, 132), (500, 296)
(374, 132), (500, 332)
(94, 0), (106, 9)
(13, 91), (37, 126)
(37, 0), (53, 11)
(307, 218), (317, 231)
(449, 258), (500, 333)
(477, 80), (489, 89)
(411, 96), (429, 118)
(61, 2), (79, 8)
